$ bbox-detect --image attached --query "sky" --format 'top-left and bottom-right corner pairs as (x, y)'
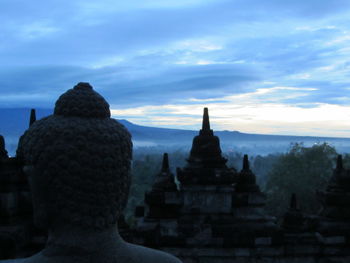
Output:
(1, 0), (350, 137)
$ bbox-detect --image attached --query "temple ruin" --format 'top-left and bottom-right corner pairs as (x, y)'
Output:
(1, 107), (350, 262)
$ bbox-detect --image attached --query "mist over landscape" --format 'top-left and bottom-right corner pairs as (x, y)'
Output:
(2, 108), (350, 157)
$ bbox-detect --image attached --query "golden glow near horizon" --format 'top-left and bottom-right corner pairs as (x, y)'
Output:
(111, 87), (350, 138)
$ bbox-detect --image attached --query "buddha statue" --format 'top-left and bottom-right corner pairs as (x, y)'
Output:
(1, 82), (181, 263)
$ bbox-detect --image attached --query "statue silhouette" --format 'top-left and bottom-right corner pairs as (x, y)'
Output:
(1, 83), (181, 263)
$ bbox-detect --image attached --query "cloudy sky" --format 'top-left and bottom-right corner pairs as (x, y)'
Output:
(1, 0), (350, 137)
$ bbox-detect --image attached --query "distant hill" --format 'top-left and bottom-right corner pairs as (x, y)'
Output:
(2, 108), (350, 156)
(118, 119), (350, 154)
(118, 119), (196, 143)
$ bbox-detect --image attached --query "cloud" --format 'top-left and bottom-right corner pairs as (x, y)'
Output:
(3, 0), (348, 66)
(111, 87), (350, 137)
(1, 0), (350, 136)
(0, 62), (260, 108)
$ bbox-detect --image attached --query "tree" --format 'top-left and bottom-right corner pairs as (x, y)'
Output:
(265, 143), (337, 217)
(252, 154), (280, 189)
(124, 149), (188, 223)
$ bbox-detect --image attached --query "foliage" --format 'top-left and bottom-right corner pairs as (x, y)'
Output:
(125, 143), (340, 222)
(124, 149), (187, 221)
(265, 142), (337, 217)
(224, 151), (244, 171)
(224, 151), (280, 188)
(252, 154), (280, 189)
(124, 152), (161, 220)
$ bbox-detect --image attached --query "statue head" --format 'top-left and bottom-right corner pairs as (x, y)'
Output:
(17, 82), (132, 230)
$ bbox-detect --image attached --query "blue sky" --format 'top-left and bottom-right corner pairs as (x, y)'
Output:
(1, 0), (350, 137)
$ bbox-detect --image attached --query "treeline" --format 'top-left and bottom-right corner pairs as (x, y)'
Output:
(125, 143), (348, 221)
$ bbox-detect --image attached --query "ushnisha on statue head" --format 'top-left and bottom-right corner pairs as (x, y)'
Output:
(17, 82), (132, 230)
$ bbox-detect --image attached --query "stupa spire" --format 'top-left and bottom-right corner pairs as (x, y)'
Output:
(0, 135), (5, 151)
(178, 107), (229, 185)
(202, 107), (210, 131)
(162, 153), (170, 172)
(243, 154), (250, 171)
(199, 108), (213, 136)
(0, 135), (8, 159)
(152, 153), (177, 192)
(29, 108), (36, 127)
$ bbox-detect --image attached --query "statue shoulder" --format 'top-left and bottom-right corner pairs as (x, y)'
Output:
(123, 242), (182, 263)
(0, 259), (27, 263)
(0, 253), (50, 263)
